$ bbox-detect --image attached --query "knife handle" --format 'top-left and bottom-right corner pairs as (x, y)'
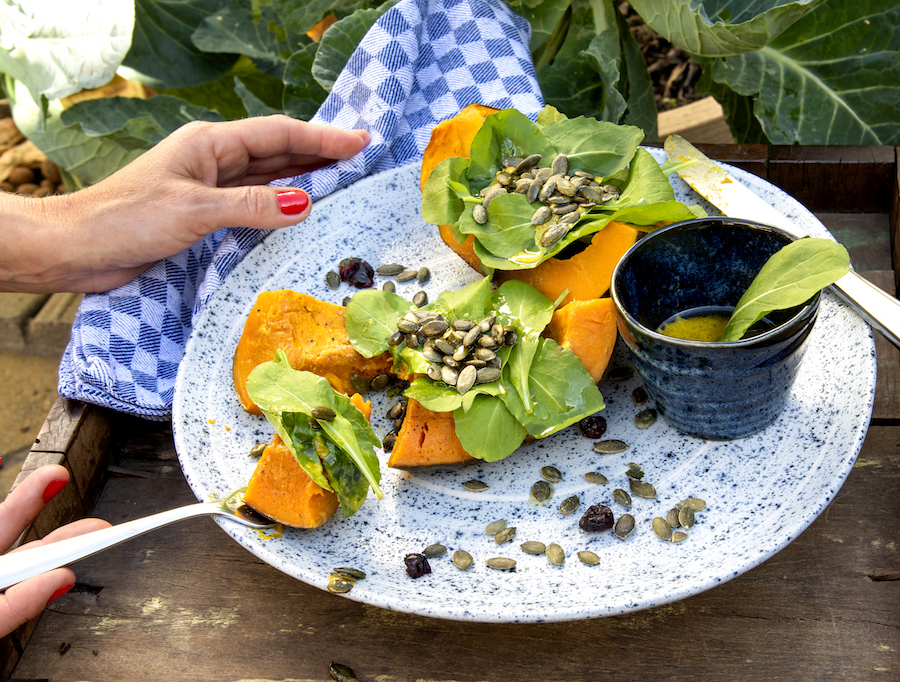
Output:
(831, 270), (900, 349)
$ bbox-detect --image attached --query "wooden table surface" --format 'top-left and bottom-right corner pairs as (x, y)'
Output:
(3, 145), (900, 681)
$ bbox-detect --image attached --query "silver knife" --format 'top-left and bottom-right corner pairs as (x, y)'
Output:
(664, 134), (900, 349)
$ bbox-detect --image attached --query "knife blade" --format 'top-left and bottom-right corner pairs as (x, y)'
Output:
(664, 134), (900, 349)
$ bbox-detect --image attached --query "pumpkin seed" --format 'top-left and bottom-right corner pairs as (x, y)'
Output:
(634, 408), (657, 429)
(387, 401), (405, 420)
(625, 462), (644, 480)
(546, 543), (565, 565)
(325, 270), (341, 290)
(485, 519), (507, 535)
(631, 386), (649, 405)
(629, 479), (657, 499)
(342, 296), (352, 306)
(441, 365), (458, 386)
(350, 373), (369, 395)
(577, 550), (600, 566)
(463, 479), (489, 492)
(652, 517), (673, 540)
(472, 203), (488, 224)
(486, 557), (517, 571)
(678, 506), (695, 529)
(593, 440), (629, 454)
(412, 291), (428, 307)
(671, 530), (689, 543)
(333, 567), (366, 581)
(381, 431), (396, 451)
(677, 497), (707, 511)
(666, 507), (681, 528)
(513, 154), (542, 174)
(531, 205), (552, 226)
(329, 662), (358, 682)
(541, 465), (563, 483)
(311, 406), (336, 421)
(370, 373), (391, 390)
(608, 366), (635, 381)
(382, 281), (396, 293)
(456, 365), (477, 395)
(248, 442), (266, 458)
(416, 267), (430, 283)
(452, 550), (473, 570)
(327, 576), (355, 594)
(520, 541), (546, 555)
(559, 495), (580, 515)
(584, 471), (609, 485)
(538, 222), (569, 248)
(494, 527), (517, 544)
(475, 367), (502, 384)
(376, 263), (406, 275)
(613, 488), (632, 508)
(395, 269), (418, 282)
(614, 514), (635, 540)
(530, 480), (553, 503)
(550, 153), (569, 175)
(423, 543), (447, 558)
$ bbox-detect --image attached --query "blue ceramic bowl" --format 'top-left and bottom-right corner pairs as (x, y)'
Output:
(610, 217), (820, 440)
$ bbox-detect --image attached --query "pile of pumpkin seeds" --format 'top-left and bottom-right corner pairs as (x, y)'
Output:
(652, 497), (707, 542)
(389, 311), (514, 395)
(474, 153), (622, 250)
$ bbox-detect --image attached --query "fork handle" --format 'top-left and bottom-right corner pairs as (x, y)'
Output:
(0, 503), (216, 591)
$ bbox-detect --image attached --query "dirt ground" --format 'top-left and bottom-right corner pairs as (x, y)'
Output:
(0, 350), (62, 499)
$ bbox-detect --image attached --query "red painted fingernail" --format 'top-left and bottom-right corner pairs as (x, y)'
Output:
(42, 479), (68, 503)
(277, 189), (309, 216)
(47, 584), (74, 604)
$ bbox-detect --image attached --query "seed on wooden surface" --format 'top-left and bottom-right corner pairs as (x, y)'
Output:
(486, 557), (516, 571)
(607, 366), (635, 381)
(520, 541), (546, 555)
(629, 479), (657, 499)
(593, 440), (629, 454)
(652, 517), (673, 541)
(412, 291), (428, 307)
(485, 519), (507, 535)
(329, 662), (358, 682)
(530, 480), (553, 503)
(577, 551), (600, 566)
(423, 543), (447, 558)
(614, 514), (635, 540)
(463, 479), (489, 492)
(325, 270), (341, 290)
(395, 269), (419, 282)
(678, 506), (695, 529)
(546, 543), (565, 565)
(677, 497), (707, 511)
(453, 550), (473, 570)
(541, 465), (563, 483)
(634, 409), (657, 429)
(559, 495), (580, 515)
(632, 386), (649, 405)
(376, 263), (406, 275)
(495, 527), (518, 545)
(613, 488), (632, 508)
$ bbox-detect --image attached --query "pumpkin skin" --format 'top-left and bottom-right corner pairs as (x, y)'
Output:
(233, 289), (393, 415)
(544, 297), (618, 382)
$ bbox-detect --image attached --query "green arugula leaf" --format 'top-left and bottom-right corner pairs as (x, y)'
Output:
(540, 117), (643, 176)
(453, 394), (528, 462)
(421, 157), (473, 227)
(466, 108), (557, 190)
(344, 288), (411, 358)
(719, 238), (850, 342)
(429, 276), (493, 320)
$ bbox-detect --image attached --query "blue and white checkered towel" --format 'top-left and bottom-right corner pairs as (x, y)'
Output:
(58, 0), (544, 419)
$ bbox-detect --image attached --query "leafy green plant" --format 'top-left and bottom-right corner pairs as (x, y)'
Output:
(0, 0), (897, 190)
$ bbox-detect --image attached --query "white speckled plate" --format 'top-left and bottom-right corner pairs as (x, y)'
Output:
(172, 150), (875, 623)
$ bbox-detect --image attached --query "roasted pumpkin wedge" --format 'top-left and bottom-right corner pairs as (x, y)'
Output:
(388, 398), (475, 469)
(544, 297), (618, 382)
(233, 289), (393, 415)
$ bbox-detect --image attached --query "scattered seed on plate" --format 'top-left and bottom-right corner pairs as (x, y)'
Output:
(629, 479), (657, 499)
(652, 517), (673, 540)
(329, 662), (358, 682)
(376, 263), (406, 275)
(613, 488), (632, 508)
(382, 281), (396, 293)
(485, 519), (507, 535)
(608, 366), (634, 381)
(412, 290), (428, 307)
(495, 527), (517, 544)
(325, 270), (341, 290)
(520, 541), (546, 555)
(342, 296), (352, 306)
(593, 440), (629, 454)
(546, 543), (565, 565)
(577, 550), (600, 566)
(677, 497), (707, 511)
(631, 386), (649, 405)
(417, 267), (431, 283)
(541, 465), (563, 483)
(530, 480), (553, 502)
(423, 543), (447, 558)
(333, 567), (366, 581)
(453, 550), (473, 570)
(370, 373), (391, 391)
(625, 462), (644, 480)
(486, 557), (516, 571)
(585, 471), (609, 485)
(614, 514), (635, 540)
(395, 269), (418, 282)
(464, 479), (489, 492)
(327, 576), (355, 594)
(248, 442), (266, 458)
(559, 495), (580, 515)
(635, 408), (657, 429)
(672, 530), (689, 542)
(678, 506), (695, 529)
(666, 508), (681, 528)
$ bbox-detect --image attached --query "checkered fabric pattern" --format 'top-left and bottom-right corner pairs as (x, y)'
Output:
(58, 0), (544, 419)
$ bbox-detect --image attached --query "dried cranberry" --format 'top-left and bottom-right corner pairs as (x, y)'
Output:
(338, 257), (375, 288)
(579, 415), (607, 439)
(579, 504), (614, 532)
(404, 553), (431, 579)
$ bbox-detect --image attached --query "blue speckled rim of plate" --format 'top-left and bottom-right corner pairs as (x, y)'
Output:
(172, 149), (875, 623)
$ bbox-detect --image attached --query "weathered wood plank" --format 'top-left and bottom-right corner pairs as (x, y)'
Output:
(656, 96), (735, 145)
(0, 293), (48, 353)
(26, 292), (82, 357)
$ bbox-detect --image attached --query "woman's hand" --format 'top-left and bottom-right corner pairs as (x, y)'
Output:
(0, 115), (370, 293)
(0, 465), (110, 638)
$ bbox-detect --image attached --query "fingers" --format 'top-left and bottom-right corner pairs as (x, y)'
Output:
(0, 465), (70, 550)
(0, 567), (77, 636)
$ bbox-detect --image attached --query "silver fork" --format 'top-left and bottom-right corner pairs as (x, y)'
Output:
(0, 488), (276, 591)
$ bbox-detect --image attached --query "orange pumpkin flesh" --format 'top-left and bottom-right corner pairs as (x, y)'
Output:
(388, 398), (474, 469)
(544, 298), (618, 383)
(244, 437), (340, 528)
(233, 289), (393, 415)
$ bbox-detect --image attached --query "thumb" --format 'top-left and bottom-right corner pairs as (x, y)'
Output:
(208, 186), (313, 231)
